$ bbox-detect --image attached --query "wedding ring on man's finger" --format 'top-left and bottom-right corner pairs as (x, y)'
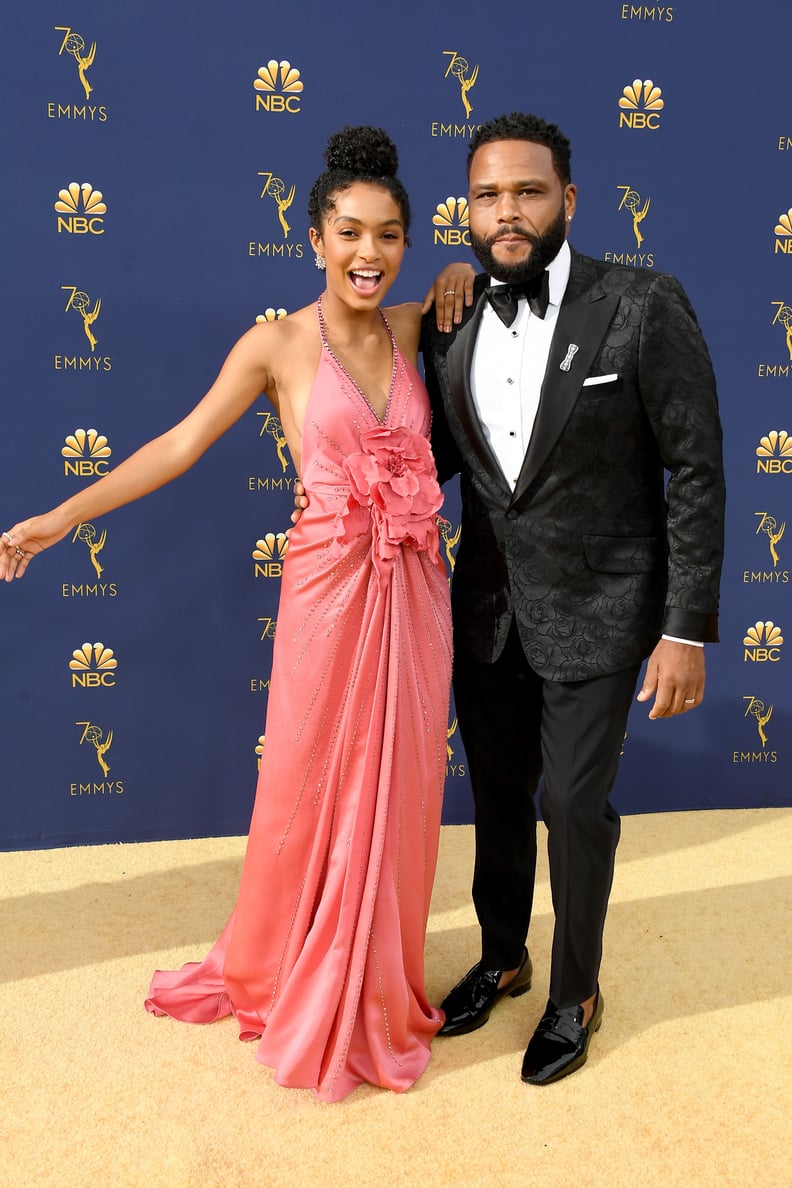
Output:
(684, 698), (696, 704)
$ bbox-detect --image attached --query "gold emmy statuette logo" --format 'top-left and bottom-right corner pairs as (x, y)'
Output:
(618, 79), (664, 129)
(258, 172), (296, 239)
(256, 412), (291, 474)
(72, 521), (107, 578)
(70, 641), (118, 687)
(443, 51), (478, 118)
(62, 428), (112, 477)
(743, 696), (773, 748)
(253, 532), (289, 577)
(756, 429), (792, 475)
(446, 716), (458, 762)
(55, 26), (96, 99)
(253, 60), (303, 113)
(743, 621), (784, 663)
(76, 720), (113, 775)
(775, 209), (792, 254)
(255, 734), (266, 770)
(445, 714), (465, 775)
(256, 308), (287, 323)
(62, 285), (101, 351)
(436, 515), (461, 575)
(55, 182), (106, 235)
(770, 302), (792, 360)
(433, 197), (470, 247)
(755, 511), (786, 567)
(258, 617), (277, 641)
(617, 186), (651, 248)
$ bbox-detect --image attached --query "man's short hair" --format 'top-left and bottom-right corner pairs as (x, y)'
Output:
(468, 113), (572, 185)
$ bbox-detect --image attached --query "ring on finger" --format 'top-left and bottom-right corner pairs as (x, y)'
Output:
(684, 698), (696, 704)
(2, 531), (14, 545)
(443, 289), (456, 296)
(15, 547), (25, 558)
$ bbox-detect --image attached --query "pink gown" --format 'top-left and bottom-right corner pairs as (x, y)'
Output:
(145, 303), (453, 1101)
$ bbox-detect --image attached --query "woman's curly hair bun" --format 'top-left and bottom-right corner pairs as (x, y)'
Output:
(324, 126), (398, 178)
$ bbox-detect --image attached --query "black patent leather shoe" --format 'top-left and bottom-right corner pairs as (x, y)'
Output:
(438, 948), (532, 1036)
(520, 989), (604, 1084)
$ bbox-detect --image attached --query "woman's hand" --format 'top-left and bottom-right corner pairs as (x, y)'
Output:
(421, 262), (477, 333)
(0, 511), (72, 581)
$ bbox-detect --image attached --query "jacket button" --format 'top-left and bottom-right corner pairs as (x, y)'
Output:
(506, 509), (519, 521)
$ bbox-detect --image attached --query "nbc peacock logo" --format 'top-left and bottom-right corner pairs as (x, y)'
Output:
(62, 428), (112, 477)
(255, 308), (287, 323)
(255, 734), (266, 770)
(755, 429), (792, 475)
(774, 209), (792, 255)
(253, 532), (289, 577)
(433, 197), (470, 247)
(70, 642), (118, 688)
(742, 621), (784, 663)
(618, 79), (664, 129)
(253, 60), (303, 113)
(55, 182), (106, 234)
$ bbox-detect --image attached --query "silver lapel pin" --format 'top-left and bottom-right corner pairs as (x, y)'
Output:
(560, 343), (579, 372)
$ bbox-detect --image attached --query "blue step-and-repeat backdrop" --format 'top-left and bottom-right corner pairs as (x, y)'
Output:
(2, 3), (790, 849)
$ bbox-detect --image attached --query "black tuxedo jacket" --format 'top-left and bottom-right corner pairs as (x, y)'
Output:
(422, 249), (726, 682)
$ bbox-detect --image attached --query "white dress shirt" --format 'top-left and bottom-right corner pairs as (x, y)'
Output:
(471, 240), (571, 490)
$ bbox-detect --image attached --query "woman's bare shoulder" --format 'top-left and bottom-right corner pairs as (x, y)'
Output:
(383, 301), (422, 361)
(234, 302), (318, 358)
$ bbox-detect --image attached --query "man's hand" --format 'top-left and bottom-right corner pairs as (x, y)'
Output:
(290, 479), (307, 527)
(636, 639), (705, 719)
(421, 263), (476, 333)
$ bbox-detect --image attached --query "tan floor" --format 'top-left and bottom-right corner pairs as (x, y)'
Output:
(2, 808), (790, 1187)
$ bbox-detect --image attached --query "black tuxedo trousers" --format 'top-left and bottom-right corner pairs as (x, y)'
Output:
(454, 619), (640, 1007)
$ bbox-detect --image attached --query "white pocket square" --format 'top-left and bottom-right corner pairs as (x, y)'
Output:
(582, 373), (619, 387)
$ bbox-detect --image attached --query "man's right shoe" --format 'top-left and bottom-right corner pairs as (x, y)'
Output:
(438, 948), (532, 1036)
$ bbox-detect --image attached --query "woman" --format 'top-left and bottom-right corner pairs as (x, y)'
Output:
(0, 127), (471, 1100)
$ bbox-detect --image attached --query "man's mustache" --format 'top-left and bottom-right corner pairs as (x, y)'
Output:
(486, 227), (537, 247)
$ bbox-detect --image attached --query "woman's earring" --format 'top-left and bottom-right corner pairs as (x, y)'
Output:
(315, 254), (326, 271)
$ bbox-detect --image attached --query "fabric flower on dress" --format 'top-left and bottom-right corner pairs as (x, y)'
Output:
(334, 426), (443, 575)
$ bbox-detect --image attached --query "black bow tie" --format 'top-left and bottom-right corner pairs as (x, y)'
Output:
(486, 271), (550, 325)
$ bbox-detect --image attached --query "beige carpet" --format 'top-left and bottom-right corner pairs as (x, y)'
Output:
(2, 808), (790, 1187)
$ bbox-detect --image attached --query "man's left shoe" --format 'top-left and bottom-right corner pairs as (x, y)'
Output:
(520, 989), (604, 1085)
(438, 948), (533, 1036)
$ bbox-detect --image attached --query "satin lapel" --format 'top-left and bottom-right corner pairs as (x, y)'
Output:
(510, 277), (620, 507)
(445, 286), (511, 494)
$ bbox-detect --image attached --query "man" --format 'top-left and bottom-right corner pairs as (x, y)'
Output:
(422, 112), (725, 1084)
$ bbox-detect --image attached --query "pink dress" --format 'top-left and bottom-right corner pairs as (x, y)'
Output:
(145, 303), (453, 1101)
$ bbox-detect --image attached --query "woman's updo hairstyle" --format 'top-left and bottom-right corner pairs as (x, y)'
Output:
(307, 125), (411, 238)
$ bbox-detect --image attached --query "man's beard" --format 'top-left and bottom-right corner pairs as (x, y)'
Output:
(469, 203), (567, 284)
